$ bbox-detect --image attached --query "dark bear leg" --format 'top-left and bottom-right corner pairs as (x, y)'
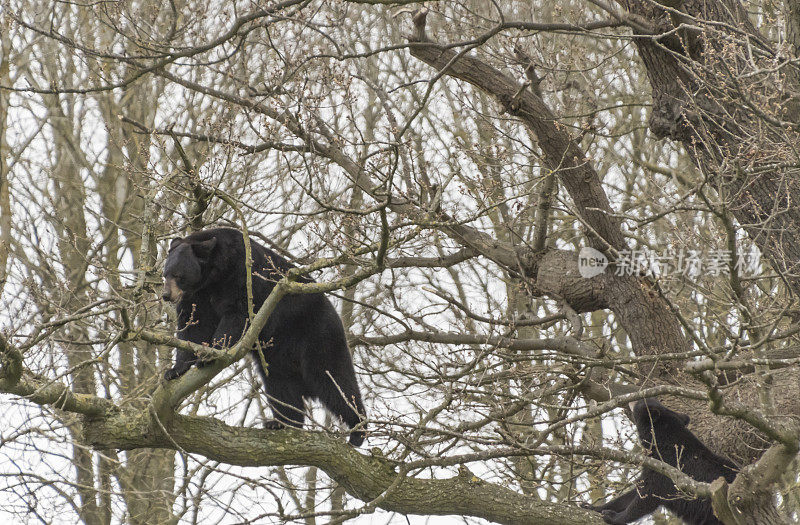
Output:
(164, 348), (198, 380)
(165, 297), (220, 381)
(315, 363), (366, 446)
(263, 375), (307, 431)
(250, 348), (305, 430)
(601, 493), (659, 524)
(582, 489), (637, 513)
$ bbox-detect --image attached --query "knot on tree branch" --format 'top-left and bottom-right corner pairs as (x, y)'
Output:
(409, 8), (429, 42)
(649, 93), (693, 142)
(0, 334), (22, 387)
(732, 444), (798, 516)
(513, 45), (543, 98)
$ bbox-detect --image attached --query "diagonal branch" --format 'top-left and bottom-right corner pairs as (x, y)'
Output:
(82, 411), (605, 525)
(408, 9), (627, 253)
(404, 9), (690, 378)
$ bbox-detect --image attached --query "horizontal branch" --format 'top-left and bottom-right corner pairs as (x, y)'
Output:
(686, 353), (800, 372)
(4, 0), (307, 94)
(1, 375), (114, 417)
(0, 334), (113, 417)
(133, 329), (225, 360)
(385, 247), (478, 268)
(352, 330), (595, 358)
(119, 115), (308, 154)
(0, 353), (115, 418)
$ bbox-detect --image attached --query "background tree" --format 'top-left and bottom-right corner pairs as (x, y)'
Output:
(0, 0), (799, 523)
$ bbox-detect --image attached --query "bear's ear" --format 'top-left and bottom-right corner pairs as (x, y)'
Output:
(643, 401), (663, 423)
(169, 237), (184, 251)
(679, 412), (690, 426)
(192, 237), (217, 258)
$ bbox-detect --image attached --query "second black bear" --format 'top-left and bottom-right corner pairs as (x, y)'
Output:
(161, 227), (367, 446)
(584, 398), (738, 524)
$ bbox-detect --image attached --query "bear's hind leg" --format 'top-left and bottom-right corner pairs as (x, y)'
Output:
(264, 376), (306, 431)
(314, 365), (366, 446)
(602, 493), (659, 524)
(582, 488), (637, 513)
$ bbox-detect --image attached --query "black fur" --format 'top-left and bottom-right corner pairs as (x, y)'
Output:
(584, 399), (738, 524)
(161, 227), (367, 446)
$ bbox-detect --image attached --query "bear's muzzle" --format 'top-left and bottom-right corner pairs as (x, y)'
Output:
(162, 278), (183, 303)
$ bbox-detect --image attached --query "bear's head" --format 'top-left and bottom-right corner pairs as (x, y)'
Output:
(162, 236), (217, 302)
(630, 398), (691, 446)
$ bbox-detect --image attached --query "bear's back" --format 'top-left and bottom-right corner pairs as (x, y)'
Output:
(185, 227), (299, 286)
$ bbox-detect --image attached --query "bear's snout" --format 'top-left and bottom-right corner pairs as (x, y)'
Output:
(162, 278), (182, 303)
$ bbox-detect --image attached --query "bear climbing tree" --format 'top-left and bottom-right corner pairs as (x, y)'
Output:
(584, 399), (739, 524)
(161, 227), (367, 446)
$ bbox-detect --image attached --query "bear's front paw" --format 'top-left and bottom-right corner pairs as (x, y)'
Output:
(164, 367), (184, 381)
(348, 429), (366, 447)
(263, 420), (286, 431)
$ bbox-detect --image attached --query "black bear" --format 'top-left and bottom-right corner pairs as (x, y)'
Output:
(584, 398), (738, 524)
(161, 227), (367, 446)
